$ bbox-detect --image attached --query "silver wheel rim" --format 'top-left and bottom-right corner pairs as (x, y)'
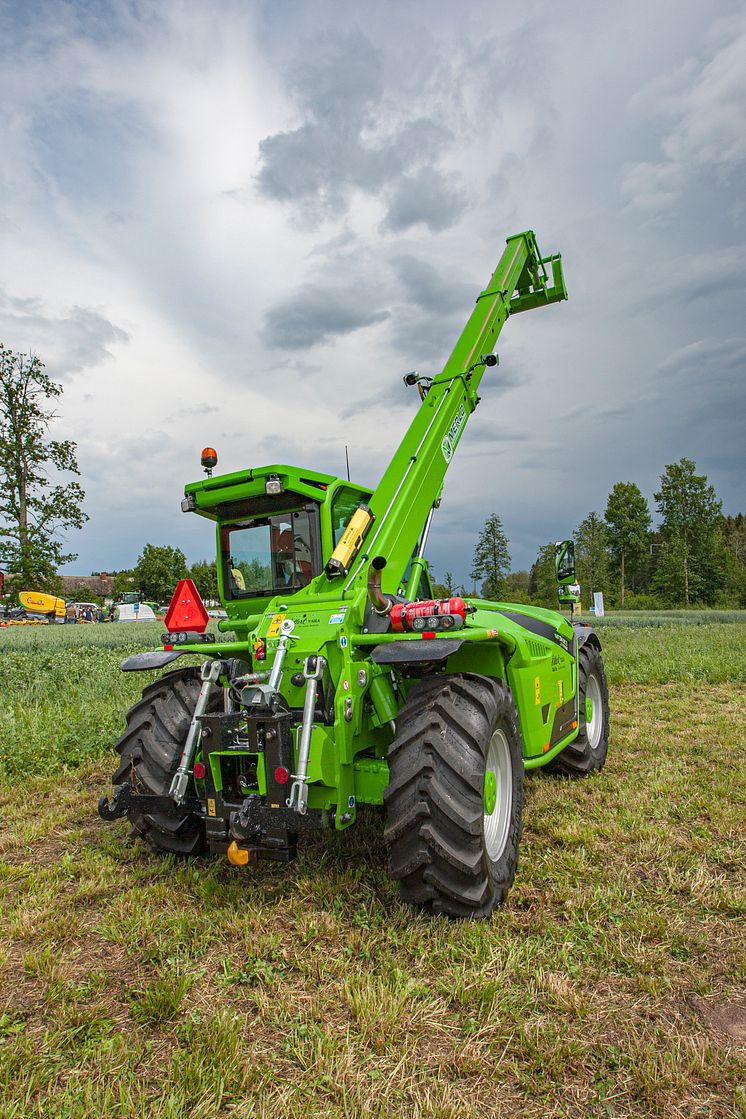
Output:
(483, 728), (513, 861)
(586, 673), (603, 750)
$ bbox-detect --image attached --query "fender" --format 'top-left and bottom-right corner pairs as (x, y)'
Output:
(121, 650), (187, 672)
(573, 622), (601, 651)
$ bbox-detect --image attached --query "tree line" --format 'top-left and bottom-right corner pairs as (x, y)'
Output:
(1, 343), (743, 611)
(446, 462), (745, 610)
(0, 344), (218, 605)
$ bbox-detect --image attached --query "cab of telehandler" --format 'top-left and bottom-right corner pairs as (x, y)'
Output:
(204, 471), (374, 608)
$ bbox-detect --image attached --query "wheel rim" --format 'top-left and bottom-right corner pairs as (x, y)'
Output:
(483, 728), (513, 861)
(585, 673), (603, 750)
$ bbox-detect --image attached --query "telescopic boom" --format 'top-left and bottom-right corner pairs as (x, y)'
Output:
(342, 230), (567, 595)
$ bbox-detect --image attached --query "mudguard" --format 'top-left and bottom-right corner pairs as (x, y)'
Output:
(121, 650), (186, 672)
(573, 622), (601, 651)
(371, 638), (464, 665)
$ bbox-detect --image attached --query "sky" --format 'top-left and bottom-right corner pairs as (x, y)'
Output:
(1, 0), (744, 585)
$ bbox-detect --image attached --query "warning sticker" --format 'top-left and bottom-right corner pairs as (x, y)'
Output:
(267, 613), (285, 637)
(534, 676), (541, 704)
(207, 798), (216, 817)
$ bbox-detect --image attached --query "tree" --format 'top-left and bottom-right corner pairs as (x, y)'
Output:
(528, 542), (557, 608)
(111, 569), (137, 599)
(575, 512), (609, 608)
(721, 514), (746, 607)
(470, 514), (511, 599)
(504, 569), (530, 603)
(189, 559), (219, 604)
(604, 482), (652, 607)
(0, 346), (87, 586)
(430, 569), (457, 599)
(134, 544), (188, 603)
(653, 458), (722, 606)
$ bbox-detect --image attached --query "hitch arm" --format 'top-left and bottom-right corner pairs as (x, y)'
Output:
(169, 658), (224, 805)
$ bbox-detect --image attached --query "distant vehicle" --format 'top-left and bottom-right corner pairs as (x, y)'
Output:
(207, 608), (227, 619)
(113, 603), (156, 623)
(18, 591), (66, 620)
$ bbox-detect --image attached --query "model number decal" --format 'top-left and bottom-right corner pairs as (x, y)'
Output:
(441, 404), (467, 463)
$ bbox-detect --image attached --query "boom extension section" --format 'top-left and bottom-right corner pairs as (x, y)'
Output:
(342, 231), (567, 597)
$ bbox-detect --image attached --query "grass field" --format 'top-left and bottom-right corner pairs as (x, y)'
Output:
(0, 618), (744, 1117)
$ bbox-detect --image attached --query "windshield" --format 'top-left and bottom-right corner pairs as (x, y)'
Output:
(222, 508), (319, 599)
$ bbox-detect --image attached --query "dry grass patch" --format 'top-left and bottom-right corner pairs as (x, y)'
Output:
(0, 626), (744, 1117)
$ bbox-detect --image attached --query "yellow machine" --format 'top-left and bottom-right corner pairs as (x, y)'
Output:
(18, 591), (66, 618)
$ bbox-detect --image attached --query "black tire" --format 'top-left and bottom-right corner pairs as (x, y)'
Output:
(112, 667), (218, 855)
(545, 642), (609, 777)
(383, 673), (524, 919)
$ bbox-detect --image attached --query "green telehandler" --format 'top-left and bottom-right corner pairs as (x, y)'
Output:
(99, 230), (610, 918)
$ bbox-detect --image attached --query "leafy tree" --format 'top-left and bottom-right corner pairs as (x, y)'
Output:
(470, 514), (511, 599)
(528, 542), (557, 608)
(721, 514), (746, 607)
(189, 559), (219, 604)
(0, 345), (87, 587)
(604, 482), (651, 607)
(111, 569), (137, 599)
(134, 544), (188, 603)
(575, 512), (609, 608)
(430, 569), (457, 600)
(653, 458), (722, 606)
(504, 569), (531, 603)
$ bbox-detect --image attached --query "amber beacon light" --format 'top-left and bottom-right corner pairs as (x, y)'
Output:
(201, 446), (218, 476)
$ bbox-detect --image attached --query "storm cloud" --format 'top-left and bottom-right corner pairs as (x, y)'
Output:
(0, 290), (128, 378)
(256, 30), (467, 233)
(261, 282), (390, 350)
(0, 0), (742, 582)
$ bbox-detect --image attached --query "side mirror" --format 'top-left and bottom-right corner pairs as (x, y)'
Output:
(554, 539), (575, 584)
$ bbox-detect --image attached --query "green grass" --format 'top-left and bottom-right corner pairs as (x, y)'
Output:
(594, 610), (746, 626)
(0, 618), (744, 1116)
(0, 622), (225, 779)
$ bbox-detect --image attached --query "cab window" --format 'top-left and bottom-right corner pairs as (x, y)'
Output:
(222, 508), (320, 598)
(330, 488), (363, 546)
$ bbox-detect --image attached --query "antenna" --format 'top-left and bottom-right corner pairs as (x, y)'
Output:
(344, 445), (351, 482)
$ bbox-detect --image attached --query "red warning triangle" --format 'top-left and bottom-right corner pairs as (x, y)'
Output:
(164, 579), (210, 633)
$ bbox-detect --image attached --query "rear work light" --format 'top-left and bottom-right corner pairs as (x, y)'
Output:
(265, 474), (283, 495)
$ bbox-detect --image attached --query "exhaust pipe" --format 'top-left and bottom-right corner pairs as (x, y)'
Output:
(367, 556), (394, 616)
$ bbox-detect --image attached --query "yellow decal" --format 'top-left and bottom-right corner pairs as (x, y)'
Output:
(267, 613), (285, 637)
(558, 679), (564, 705)
(534, 676), (541, 704)
(207, 798), (216, 817)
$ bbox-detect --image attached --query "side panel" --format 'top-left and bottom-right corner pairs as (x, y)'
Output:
(507, 651), (576, 758)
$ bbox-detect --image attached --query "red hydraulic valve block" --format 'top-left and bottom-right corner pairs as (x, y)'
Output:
(390, 598), (471, 634)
